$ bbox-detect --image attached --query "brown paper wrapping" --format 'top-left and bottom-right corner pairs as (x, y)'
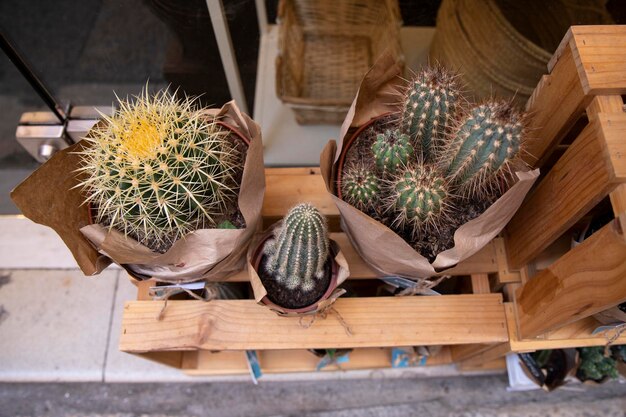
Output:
(247, 223), (350, 317)
(11, 101), (265, 283)
(321, 52), (540, 280)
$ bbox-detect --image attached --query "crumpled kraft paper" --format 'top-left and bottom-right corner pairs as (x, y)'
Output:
(321, 52), (540, 280)
(11, 101), (265, 283)
(248, 222), (350, 317)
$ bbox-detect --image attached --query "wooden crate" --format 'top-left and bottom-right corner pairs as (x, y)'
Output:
(119, 168), (510, 375)
(504, 26), (626, 344)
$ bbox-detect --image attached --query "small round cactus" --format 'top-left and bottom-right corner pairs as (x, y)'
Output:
(76, 88), (241, 251)
(386, 164), (450, 235)
(401, 66), (459, 160)
(444, 101), (526, 196)
(371, 129), (414, 174)
(340, 163), (379, 212)
(263, 203), (329, 292)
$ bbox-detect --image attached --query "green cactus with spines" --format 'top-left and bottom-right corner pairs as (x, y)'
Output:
(444, 101), (525, 197)
(386, 164), (450, 236)
(372, 129), (414, 174)
(340, 164), (379, 212)
(264, 203), (330, 292)
(576, 347), (619, 381)
(401, 66), (459, 160)
(76, 88), (241, 252)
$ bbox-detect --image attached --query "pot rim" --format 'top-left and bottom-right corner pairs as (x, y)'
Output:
(335, 112), (394, 201)
(251, 232), (340, 314)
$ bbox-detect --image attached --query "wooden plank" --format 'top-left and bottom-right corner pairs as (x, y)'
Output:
(458, 344), (510, 371)
(470, 274), (490, 294)
(524, 40), (589, 168)
(181, 347), (454, 376)
(459, 356), (506, 372)
(131, 351), (183, 369)
(611, 184), (626, 232)
(494, 238), (520, 286)
(263, 168), (337, 217)
(514, 221), (626, 339)
(223, 234), (498, 282)
(450, 343), (491, 362)
(506, 303), (626, 352)
(119, 295), (508, 352)
(507, 115), (624, 269)
(569, 26), (626, 94)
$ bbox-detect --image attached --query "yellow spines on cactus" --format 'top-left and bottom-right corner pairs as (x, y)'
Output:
(76, 87), (241, 252)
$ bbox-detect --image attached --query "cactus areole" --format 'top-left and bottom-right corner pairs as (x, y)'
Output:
(252, 203), (339, 312)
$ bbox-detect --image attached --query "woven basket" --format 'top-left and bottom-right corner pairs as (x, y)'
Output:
(429, 0), (613, 107)
(276, 0), (404, 125)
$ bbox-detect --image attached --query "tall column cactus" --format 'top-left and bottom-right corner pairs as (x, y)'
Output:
(264, 203), (330, 292)
(372, 129), (414, 174)
(401, 67), (459, 160)
(385, 164), (450, 236)
(444, 101), (525, 196)
(76, 88), (240, 251)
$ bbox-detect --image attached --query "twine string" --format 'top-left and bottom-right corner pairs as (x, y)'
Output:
(397, 275), (450, 296)
(155, 283), (220, 321)
(299, 306), (353, 336)
(603, 323), (626, 357)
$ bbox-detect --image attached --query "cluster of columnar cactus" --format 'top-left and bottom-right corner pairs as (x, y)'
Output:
(77, 88), (241, 251)
(372, 130), (414, 174)
(263, 203), (329, 292)
(340, 163), (380, 212)
(340, 65), (528, 253)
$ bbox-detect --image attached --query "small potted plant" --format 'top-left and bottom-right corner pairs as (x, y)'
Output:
(249, 203), (349, 315)
(12, 87), (265, 284)
(321, 53), (539, 282)
(576, 346), (619, 384)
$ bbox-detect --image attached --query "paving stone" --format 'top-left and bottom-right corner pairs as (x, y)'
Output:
(0, 269), (119, 381)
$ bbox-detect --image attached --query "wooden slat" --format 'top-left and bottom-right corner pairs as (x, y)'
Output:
(450, 343), (491, 362)
(224, 234), (499, 282)
(263, 168), (337, 217)
(458, 344), (510, 371)
(506, 303), (626, 352)
(525, 39), (588, 168)
(120, 295), (508, 352)
(493, 238), (520, 286)
(470, 274), (490, 294)
(514, 221), (626, 339)
(181, 347), (454, 376)
(458, 357), (506, 372)
(568, 26), (626, 94)
(506, 114), (625, 269)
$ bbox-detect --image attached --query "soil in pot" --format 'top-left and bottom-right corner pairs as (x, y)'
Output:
(257, 253), (332, 310)
(339, 115), (499, 262)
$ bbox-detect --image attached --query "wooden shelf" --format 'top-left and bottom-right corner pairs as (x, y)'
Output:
(178, 347), (455, 376)
(120, 294), (508, 352)
(505, 303), (626, 352)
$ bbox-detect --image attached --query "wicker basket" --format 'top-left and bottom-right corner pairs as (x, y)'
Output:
(429, 0), (613, 108)
(276, 0), (404, 125)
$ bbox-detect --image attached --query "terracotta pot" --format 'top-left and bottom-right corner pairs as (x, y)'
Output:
(250, 232), (340, 314)
(335, 112), (393, 201)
